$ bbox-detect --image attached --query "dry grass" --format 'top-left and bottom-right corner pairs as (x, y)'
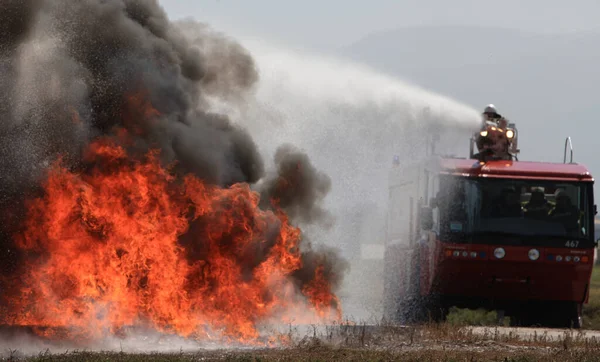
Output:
(5, 321), (600, 362)
(11, 348), (600, 362)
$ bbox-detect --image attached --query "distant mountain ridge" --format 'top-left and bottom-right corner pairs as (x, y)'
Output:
(339, 25), (600, 71)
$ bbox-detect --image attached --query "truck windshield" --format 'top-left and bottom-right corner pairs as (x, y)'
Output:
(436, 175), (593, 246)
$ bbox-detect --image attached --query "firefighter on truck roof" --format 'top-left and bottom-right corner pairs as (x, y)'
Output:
(474, 104), (512, 161)
(482, 104), (505, 124)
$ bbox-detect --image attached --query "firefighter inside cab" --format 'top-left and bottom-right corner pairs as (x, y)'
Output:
(472, 104), (518, 162)
(490, 186), (584, 236)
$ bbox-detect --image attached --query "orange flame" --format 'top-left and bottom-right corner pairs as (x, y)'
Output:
(302, 265), (342, 321)
(1, 93), (341, 345)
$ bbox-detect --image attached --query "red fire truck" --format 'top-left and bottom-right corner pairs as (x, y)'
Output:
(383, 120), (597, 328)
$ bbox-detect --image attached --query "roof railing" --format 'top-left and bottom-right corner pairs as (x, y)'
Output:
(564, 137), (574, 164)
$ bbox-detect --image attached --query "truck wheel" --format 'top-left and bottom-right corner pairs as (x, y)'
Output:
(401, 295), (425, 324)
(508, 308), (535, 327)
(532, 301), (582, 329)
(405, 294), (446, 324)
(567, 302), (583, 329)
(548, 301), (582, 329)
(425, 295), (448, 323)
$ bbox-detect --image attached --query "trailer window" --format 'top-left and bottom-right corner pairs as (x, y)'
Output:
(437, 176), (592, 244)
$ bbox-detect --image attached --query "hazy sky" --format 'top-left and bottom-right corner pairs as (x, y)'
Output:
(159, 0), (600, 49)
(157, 1), (600, 187)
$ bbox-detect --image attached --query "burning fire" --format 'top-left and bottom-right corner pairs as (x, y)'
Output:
(1, 95), (341, 345)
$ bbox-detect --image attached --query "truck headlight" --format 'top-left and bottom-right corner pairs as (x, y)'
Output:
(494, 247), (505, 259)
(528, 249), (540, 261)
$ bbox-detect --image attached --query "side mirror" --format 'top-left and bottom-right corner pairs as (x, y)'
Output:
(594, 204), (598, 215)
(420, 206), (434, 231)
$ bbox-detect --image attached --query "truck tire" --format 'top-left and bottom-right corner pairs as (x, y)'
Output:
(545, 301), (582, 329)
(511, 302), (582, 329)
(427, 296), (448, 323)
(565, 302), (583, 329)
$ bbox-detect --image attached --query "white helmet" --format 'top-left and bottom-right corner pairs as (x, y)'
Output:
(483, 104), (498, 114)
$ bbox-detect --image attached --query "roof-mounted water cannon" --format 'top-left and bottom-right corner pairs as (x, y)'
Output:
(470, 118), (520, 162)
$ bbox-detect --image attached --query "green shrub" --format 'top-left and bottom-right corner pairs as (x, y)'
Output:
(446, 306), (504, 326)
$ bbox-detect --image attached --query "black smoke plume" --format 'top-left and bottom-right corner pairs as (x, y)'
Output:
(257, 144), (335, 228)
(0, 0), (346, 332)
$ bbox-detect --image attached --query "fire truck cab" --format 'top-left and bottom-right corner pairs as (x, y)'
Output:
(383, 122), (597, 328)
